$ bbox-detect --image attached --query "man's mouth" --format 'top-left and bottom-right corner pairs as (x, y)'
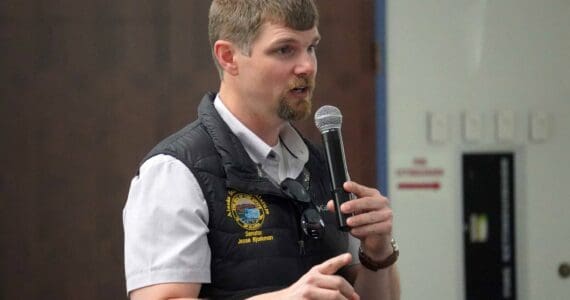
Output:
(291, 86), (309, 94)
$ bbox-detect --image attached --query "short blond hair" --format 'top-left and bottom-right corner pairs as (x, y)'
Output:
(208, 0), (319, 78)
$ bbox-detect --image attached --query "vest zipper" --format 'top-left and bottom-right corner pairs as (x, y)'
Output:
(290, 200), (306, 256)
(256, 164), (307, 255)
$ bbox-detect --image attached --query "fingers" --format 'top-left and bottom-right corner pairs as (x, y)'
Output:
(341, 182), (388, 214)
(340, 196), (387, 214)
(290, 253), (358, 300)
(343, 181), (380, 198)
(307, 274), (358, 300)
(322, 182), (394, 265)
(304, 289), (360, 300)
(327, 192), (389, 215)
(344, 200), (393, 238)
(327, 200), (335, 212)
(325, 181), (393, 240)
(349, 219), (393, 238)
(346, 209), (392, 228)
(315, 253), (352, 275)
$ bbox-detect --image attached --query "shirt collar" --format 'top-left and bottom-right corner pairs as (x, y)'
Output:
(213, 94), (309, 167)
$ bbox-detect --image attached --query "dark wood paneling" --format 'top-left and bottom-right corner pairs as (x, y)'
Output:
(300, 0), (377, 184)
(0, 1), (375, 298)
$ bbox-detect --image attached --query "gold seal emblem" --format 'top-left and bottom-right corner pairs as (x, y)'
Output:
(226, 190), (269, 231)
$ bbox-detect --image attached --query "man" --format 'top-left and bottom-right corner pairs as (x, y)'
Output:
(123, 0), (400, 299)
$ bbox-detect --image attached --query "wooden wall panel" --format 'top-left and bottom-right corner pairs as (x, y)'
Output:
(0, 1), (376, 298)
(300, 0), (377, 182)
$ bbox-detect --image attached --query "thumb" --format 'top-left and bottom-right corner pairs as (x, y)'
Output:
(315, 253), (352, 275)
(326, 200), (335, 212)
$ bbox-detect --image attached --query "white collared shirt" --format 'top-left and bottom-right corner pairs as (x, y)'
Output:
(213, 94), (308, 183)
(123, 94), (358, 294)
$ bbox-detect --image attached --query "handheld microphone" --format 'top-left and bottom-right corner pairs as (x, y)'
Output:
(314, 105), (353, 231)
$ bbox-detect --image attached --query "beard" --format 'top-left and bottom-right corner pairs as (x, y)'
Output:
(277, 76), (315, 121)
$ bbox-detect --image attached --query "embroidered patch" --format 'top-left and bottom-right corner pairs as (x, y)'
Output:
(226, 190), (274, 245)
(226, 190), (269, 231)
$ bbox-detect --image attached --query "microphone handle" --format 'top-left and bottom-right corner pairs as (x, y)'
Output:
(321, 128), (352, 231)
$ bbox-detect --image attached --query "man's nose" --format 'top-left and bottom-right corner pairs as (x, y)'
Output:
(294, 52), (317, 76)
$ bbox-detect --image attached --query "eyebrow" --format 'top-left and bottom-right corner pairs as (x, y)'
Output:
(272, 35), (321, 46)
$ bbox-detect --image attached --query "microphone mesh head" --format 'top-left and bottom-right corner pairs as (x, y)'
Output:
(314, 105), (342, 132)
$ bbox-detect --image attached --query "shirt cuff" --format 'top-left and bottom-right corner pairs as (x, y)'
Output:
(126, 268), (211, 295)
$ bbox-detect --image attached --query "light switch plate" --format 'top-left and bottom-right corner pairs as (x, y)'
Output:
(496, 110), (515, 142)
(428, 112), (448, 144)
(530, 111), (549, 142)
(463, 111), (482, 142)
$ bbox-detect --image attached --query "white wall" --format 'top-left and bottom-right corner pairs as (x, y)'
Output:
(386, 1), (570, 299)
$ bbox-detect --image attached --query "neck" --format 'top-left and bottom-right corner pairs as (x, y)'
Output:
(218, 84), (285, 146)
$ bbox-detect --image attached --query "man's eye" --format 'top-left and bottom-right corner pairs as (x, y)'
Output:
(308, 44), (318, 53)
(276, 46), (294, 55)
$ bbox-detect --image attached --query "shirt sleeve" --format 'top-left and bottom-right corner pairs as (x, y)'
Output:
(123, 154), (211, 294)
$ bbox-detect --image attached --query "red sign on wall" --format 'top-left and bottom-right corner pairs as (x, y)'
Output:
(395, 157), (444, 191)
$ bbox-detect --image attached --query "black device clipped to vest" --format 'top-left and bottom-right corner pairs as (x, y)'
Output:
(281, 178), (325, 239)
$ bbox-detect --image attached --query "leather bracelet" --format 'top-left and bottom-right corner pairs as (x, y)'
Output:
(358, 238), (399, 271)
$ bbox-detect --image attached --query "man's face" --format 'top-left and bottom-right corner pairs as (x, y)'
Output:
(235, 22), (320, 122)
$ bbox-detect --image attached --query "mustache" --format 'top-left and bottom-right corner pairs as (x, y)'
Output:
(288, 76), (315, 90)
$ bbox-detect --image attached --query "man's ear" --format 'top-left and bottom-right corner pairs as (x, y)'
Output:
(213, 40), (239, 76)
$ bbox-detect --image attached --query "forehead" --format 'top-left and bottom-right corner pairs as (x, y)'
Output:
(253, 22), (320, 46)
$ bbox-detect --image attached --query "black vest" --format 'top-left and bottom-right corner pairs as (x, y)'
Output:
(142, 92), (348, 299)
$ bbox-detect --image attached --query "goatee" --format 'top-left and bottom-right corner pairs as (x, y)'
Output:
(278, 77), (315, 121)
